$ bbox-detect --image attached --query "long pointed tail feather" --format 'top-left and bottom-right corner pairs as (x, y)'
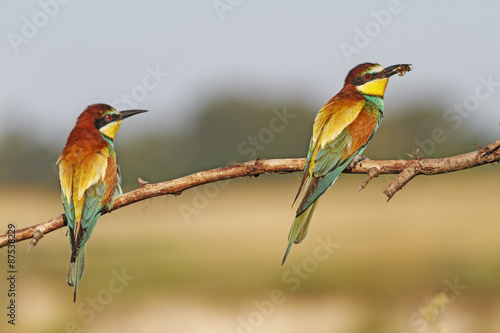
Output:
(282, 201), (318, 265)
(67, 244), (86, 302)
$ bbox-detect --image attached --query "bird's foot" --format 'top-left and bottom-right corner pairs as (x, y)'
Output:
(348, 154), (371, 169)
(26, 228), (44, 253)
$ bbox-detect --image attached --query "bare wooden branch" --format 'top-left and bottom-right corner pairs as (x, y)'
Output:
(358, 167), (381, 192)
(1, 138), (499, 249)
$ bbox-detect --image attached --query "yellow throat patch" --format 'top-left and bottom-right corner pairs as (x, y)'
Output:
(99, 120), (122, 139)
(356, 77), (389, 97)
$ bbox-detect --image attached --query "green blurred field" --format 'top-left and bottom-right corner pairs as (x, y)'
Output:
(1, 167), (500, 332)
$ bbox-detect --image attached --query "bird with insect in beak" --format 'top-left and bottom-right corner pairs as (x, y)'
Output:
(282, 63), (412, 264)
(57, 104), (147, 301)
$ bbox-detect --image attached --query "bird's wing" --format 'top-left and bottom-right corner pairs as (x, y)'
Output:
(71, 181), (106, 260)
(293, 95), (364, 206)
(74, 150), (109, 205)
(295, 101), (380, 216)
(72, 148), (120, 260)
(58, 156), (75, 224)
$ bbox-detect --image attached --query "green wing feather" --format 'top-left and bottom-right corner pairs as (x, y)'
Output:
(296, 130), (357, 216)
(72, 183), (106, 258)
(66, 181), (107, 301)
(294, 97), (364, 216)
(292, 98), (363, 208)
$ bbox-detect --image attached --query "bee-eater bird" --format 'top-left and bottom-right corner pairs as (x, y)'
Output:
(282, 63), (411, 264)
(57, 104), (147, 301)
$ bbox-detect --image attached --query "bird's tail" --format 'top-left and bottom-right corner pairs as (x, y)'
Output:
(67, 244), (86, 302)
(282, 201), (318, 265)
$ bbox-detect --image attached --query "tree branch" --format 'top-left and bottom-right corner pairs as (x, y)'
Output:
(1, 138), (499, 249)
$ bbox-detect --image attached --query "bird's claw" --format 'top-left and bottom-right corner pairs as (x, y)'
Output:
(349, 154), (371, 169)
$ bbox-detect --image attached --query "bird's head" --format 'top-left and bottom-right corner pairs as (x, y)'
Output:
(344, 62), (411, 97)
(93, 105), (147, 140)
(75, 104), (147, 140)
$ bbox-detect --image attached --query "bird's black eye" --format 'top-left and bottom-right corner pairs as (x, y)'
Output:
(364, 73), (372, 80)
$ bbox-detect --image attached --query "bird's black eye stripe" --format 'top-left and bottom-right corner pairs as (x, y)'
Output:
(351, 72), (379, 86)
(94, 114), (118, 129)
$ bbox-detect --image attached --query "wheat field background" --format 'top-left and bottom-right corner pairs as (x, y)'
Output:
(1, 166), (500, 333)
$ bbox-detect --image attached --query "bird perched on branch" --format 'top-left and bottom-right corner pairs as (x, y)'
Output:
(282, 62), (412, 264)
(57, 104), (147, 301)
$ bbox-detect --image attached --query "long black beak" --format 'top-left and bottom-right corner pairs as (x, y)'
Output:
(380, 64), (412, 78)
(119, 109), (148, 120)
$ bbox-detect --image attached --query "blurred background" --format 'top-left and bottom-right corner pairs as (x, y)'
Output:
(1, 1), (500, 332)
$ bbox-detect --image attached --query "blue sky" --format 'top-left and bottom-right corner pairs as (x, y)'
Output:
(1, 1), (499, 142)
